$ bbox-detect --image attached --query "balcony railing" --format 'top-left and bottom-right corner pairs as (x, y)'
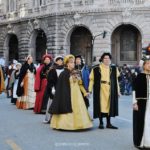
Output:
(109, 0), (145, 4)
(0, 0), (148, 22)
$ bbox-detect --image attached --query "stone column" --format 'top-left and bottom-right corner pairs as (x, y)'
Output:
(18, 24), (30, 63)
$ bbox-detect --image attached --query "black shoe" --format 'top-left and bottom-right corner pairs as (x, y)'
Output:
(106, 124), (118, 129)
(98, 124), (104, 129)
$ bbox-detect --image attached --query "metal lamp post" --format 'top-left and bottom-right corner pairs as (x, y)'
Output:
(91, 31), (107, 63)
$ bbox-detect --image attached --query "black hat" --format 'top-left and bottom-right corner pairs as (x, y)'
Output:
(75, 55), (82, 59)
(99, 52), (112, 62)
(75, 55), (84, 65)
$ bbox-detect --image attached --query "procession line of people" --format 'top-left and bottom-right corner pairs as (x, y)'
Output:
(0, 52), (150, 149)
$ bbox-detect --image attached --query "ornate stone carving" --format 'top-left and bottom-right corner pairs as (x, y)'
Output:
(122, 8), (132, 18)
(27, 20), (32, 27)
(121, 3), (134, 23)
(33, 18), (40, 29)
(73, 12), (82, 25)
(7, 24), (14, 33)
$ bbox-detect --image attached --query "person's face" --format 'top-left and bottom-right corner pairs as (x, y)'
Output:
(75, 58), (81, 65)
(44, 57), (51, 65)
(28, 56), (33, 64)
(102, 55), (111, 66)
(67, 58), (75, 70)
(56, 59), (63, 66)
(144, 60), (150, 72)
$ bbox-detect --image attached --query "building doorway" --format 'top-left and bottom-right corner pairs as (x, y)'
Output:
(111, 24), (142, 66)
(70, 27), (92, 65)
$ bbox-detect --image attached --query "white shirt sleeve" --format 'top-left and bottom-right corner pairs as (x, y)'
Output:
(132, 91), (137, 104)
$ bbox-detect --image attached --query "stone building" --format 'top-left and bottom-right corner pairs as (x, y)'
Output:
(0, 0), (150, 66)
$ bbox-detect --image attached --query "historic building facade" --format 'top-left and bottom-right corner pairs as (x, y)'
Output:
(0, 0), (150, 65)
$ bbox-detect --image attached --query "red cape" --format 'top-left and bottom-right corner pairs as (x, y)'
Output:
(34, 64), (44, 91)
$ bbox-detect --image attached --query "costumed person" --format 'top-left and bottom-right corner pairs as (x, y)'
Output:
(49, 55), (93, 130)
(16, 56), (36, 109)
(43, 56), (64, 123)
(0, 65), (5, 94)
(88, 52), (120, 129)
(11, 63), (22, 104)
(0, 58), (6, 80)
(133, 58), (150, 149)
(75, 55), (90, 109)
(34, 54), (52, 114)
(6, 61), (15, 98)
(9, 60), (18, 104)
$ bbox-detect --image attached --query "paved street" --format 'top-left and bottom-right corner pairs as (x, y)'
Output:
(0, 93), (137, 150)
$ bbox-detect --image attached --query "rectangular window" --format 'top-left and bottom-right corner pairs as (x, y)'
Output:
(33, 0), (35, 7)
(7, 0), (16, 12)
(33, 0), (46, 7)
(7, 0), (9, 11)
(40, 0), (42, 5)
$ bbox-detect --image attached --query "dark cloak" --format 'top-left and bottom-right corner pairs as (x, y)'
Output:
(49, 68), (72, 114)
(17, 62), (36, 97)
(93, 65), (119, 118)
(41, 65), (64, 111)
(133, 73), (147, 147)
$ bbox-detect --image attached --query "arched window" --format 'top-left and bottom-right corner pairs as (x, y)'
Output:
(111, 24), (141, 65)
(29, 29), (47, 63)
(70, 27), (92, 65)
(7, 0), (16, 12)
(9, 34), (19, 61)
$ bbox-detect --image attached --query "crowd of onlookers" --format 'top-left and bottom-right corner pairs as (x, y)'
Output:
(118, 64), (142, 96)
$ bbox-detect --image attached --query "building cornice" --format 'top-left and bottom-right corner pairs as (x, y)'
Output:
(0, 6), (150, 26)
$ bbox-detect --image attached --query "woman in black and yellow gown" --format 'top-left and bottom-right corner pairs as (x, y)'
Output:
(49, 55), (93, 130)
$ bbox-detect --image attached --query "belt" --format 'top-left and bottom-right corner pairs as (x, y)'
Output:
(101, 81), (110, 85)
